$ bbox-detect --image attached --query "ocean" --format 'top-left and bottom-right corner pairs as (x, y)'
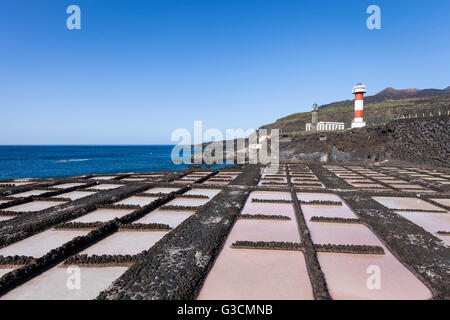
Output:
(0, 145), (208, 179)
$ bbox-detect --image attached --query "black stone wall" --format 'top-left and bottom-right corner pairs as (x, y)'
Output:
(385, 116), (449, 167)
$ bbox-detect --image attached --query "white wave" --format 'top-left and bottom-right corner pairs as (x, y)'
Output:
(56, 159), (91, 163)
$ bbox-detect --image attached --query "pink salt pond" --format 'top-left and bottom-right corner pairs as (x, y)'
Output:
(198, 249), (313, 300)
(395, 211), (450, 245)
(0, 264), (128, 300)
(134, 209), (192, 228)
(70, 208), (134, 223)
(372, 197), (443, 211)
(241, 191), (295, 221)
(54, 183), (86, 189)
(298, 193), (357, 220)
(184, 188), (221, 198)
(241, 203), (295, 219)
(318, 252), (432, 300)
(115, 196), (158, 207)
(89, 184), (123, 190)
(6, 200), (66, 213)
(92, 176), (117, 180)
(80, 231), (168, 256)
(197, 188), (313, 300)
(249, 191), (291, 201)
(230, 219), (300, 243)
(307, 223), (379, 246)
(10, 190), (49, 198)
(0, 229), (89, 258)
(52, 191), (96, 201)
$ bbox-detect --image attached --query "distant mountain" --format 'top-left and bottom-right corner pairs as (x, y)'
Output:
(319, 86), (450, 111)
(260, 86), (450, 133)
(375, 87), (420, 98)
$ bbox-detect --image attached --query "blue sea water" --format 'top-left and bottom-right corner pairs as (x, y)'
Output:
(0, 145), (207, 179)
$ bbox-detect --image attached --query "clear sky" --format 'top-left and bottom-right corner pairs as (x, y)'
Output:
(1, 0), (449, 144)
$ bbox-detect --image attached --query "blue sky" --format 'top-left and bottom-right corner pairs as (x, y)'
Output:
(1, 0), (449, 144)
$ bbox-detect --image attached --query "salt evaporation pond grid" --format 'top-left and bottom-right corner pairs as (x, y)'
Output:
(0, 229), (90, 258)
(197, 191), (314, 300)
(0, 264), (128, 300)
(372, 196), (450, 245)
(134, 188), (220, 228)
(299, 192), (432, 300)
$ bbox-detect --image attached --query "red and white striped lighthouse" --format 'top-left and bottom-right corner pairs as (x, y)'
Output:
(351, 83), (367, 128)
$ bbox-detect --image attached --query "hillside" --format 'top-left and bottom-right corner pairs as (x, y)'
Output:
(260, 86), (450, 133)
